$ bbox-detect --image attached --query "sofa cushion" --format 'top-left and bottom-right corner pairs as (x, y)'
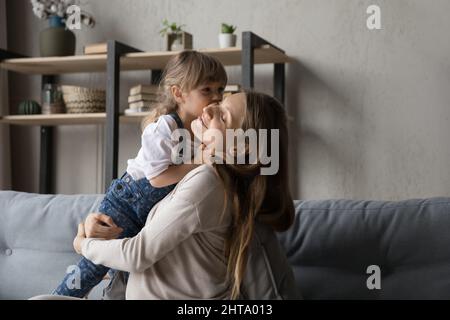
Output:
(0, 191), (104, 300)
(277, 198), (450, 299)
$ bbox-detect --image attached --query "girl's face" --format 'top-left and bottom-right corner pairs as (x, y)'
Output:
(176, 82), (225, 119)
(191, 93), (247, 151)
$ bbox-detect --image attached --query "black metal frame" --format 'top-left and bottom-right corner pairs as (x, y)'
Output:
(104, 41), (163, 191)
(1, 49), (56, 194)
(40, 75), (57, 194)
(0, 49), (26, 60)
(1, 32), (287, 194)
(105, 41), (140, 191)
(242, 32), (286, 103)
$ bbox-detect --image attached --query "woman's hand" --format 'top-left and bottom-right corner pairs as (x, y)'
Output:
(73, 213), (123, 255)
(84, 213), (123, 240)
(193, 141), (217, 165)
(73, 223), (86, 255)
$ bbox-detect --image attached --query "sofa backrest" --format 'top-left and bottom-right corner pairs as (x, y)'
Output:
(2, 191), (450, 300)
(0, 191), (104, 300)
(277, 198), (450, 299)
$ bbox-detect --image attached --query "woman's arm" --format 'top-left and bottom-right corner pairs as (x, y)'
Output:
(73, 214), (123, 253)
(85, 213), (123, 239)
(81, 198), (198, 273)
(79, 166), (225, 273)
(73, 223), (86, 254)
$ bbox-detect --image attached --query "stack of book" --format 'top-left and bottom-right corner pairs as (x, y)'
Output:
(223, 84), (241, 98)
(124, 85), (159, 115)
(83, 43), (107, 55)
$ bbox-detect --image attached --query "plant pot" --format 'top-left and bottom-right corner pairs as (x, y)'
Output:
(18, 100), (41, 115)
(41, 83), (66, 114)
(170, 34), (183, 51)
(166, 32), (193, 51)
(219, 33), (237, 48)
(39, 16), (76, 57)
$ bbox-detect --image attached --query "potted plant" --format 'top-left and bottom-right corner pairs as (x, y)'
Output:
(159, 19), (192, 51)
(219, 23), (237, 48)
(30, 0), (95, 57)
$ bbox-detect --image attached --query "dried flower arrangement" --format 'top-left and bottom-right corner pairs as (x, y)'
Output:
(30, 0), (95, 28)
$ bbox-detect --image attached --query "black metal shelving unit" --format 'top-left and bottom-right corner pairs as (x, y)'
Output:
(0, 32), (289, 194)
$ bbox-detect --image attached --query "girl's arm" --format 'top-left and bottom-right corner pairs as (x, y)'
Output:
(150, 164), (199, 188)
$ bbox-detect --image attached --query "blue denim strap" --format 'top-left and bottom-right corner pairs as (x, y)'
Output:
(168, 112), (184, 129)
(168, 112), (186, 160)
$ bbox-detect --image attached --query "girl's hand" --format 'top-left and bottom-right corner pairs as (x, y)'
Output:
(73, 223), (86, 255)
(84, 213), (123, 240)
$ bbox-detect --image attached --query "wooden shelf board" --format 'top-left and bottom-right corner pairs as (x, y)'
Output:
(0, 113), (106, 126)
(120, 112), (151, 124)
(122, 45), (290, 70)
(0, 113), (150, 126)
(0, 45), (291, 75)
(0, 54), (108, 75)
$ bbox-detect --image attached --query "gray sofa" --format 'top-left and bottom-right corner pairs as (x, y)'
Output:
(1, 191), (450, 300)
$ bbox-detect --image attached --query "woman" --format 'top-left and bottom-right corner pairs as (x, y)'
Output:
(32, 91), (299, 300)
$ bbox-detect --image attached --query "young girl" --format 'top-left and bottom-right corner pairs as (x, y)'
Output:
(53, 50), (227, 298)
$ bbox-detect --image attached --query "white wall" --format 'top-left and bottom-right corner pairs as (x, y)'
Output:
(6, 0), (450, 200)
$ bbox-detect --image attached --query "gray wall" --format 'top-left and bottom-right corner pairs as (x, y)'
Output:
(5, 0), (450, 200)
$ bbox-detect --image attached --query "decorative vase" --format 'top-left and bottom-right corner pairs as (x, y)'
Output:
(41, 83), (66, 114)
(18, 100), (42, 115)
(39, 16), (76, 57)
(219, 33), (237, 48)
(170, 34), (184, 51)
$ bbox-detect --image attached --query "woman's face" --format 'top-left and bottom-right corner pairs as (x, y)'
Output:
(191, 93), (247, 149)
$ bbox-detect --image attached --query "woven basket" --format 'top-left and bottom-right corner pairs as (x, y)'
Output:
(61, 85), (106, 114)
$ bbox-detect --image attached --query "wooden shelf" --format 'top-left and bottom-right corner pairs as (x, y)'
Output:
(0, 45), (290, 75)
(120, 112), (151, 124)
(0, 113), (150, 126)
(1, 32), (288, 194)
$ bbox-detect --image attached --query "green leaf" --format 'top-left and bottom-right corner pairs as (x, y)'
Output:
(160, 19), (186, 36)
(221, 23), (236, 34)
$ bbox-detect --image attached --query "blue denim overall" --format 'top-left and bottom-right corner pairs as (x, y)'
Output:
(53, 113), (184, 298)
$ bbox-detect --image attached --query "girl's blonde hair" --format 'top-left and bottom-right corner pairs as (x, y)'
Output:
(213, 91), (295, 300)
(142, 50), (228, 129)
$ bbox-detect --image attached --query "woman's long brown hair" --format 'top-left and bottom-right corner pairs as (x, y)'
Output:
(213, 91), (295, 299)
